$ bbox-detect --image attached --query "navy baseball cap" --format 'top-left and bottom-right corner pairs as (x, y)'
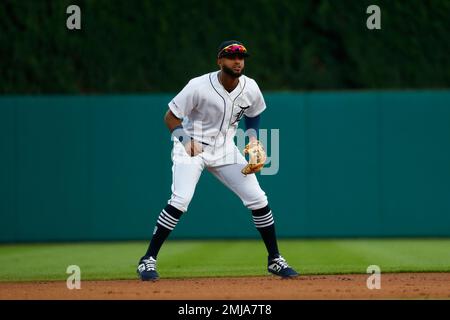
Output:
(217, 40), (250, 58)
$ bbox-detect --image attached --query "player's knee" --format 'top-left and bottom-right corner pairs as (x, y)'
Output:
(244, 193), (268, 211)
(168, 193), (193, 213)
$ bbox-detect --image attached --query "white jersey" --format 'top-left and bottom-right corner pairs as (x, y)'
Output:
(168, 70), (266, 149)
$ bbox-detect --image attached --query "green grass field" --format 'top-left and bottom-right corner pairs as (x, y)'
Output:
(1, 239), (449, 282)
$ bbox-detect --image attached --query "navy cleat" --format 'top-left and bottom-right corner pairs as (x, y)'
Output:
(267, 255), (299, 278)
(137, 256), (159, 281)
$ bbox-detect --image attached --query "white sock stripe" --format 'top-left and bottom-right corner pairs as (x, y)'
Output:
(158, 215), (177, 228)
(162, 210), (179, 223)
(157, 218), (174, 230)
(253, 216), (274, 226)
(254, 216), (274, 225)
(159, 211), (179, 227)
(160, 214), (177, 227)
(255, 220), (274, 228)
(253, 213), (273, 221)
(253, 211), (272, 220)
(252, 211), (272, 221)
(254, 216), (274, 224)
(253, 216), (272, 223)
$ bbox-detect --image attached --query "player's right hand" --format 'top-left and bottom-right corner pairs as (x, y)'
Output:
(183, 139), (203, 157)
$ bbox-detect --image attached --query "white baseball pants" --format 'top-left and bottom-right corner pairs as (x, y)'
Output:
(167, 140), (268, 212)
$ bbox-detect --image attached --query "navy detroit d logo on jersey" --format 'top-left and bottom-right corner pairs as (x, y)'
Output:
(231, 97), (251, 125)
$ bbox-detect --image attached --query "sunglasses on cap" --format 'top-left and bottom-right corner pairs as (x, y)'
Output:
(218, 44), (249, 58)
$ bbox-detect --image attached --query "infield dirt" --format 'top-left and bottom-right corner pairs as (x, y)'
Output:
(1, 273), (449, 299)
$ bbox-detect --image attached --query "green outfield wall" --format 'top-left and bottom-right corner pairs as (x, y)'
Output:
(1, 91), (450, 242)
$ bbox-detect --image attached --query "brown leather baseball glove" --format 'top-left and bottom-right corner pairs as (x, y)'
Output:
(241, 140), (267, 175)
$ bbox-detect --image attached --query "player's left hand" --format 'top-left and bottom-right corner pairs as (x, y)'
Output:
(241, 138), (266, 175)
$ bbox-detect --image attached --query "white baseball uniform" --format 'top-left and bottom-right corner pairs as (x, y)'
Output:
(167, 70), (268, 212)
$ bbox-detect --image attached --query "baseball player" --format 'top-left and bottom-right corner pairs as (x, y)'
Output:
(137, 40), (298, 281)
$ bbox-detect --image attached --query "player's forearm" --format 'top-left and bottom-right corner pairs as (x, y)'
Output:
(244, 115), (260, 141)
(164, 109), (183, 132)
(164, 109), (193, 148)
